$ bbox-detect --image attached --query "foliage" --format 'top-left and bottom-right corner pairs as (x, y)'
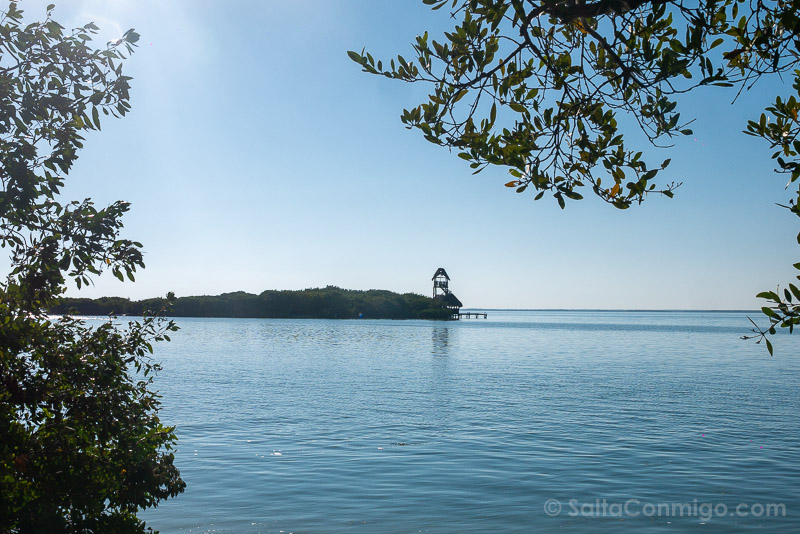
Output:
(51, 286), (457, 321)
(742, 73), (800, 353)
(349, 0), (800, 350)
(1, 3), (184, 532)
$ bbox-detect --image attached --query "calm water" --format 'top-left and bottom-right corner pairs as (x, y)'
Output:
(134, 311), (800, 533)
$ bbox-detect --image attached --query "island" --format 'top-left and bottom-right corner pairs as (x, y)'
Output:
(49, 286), (457, 320)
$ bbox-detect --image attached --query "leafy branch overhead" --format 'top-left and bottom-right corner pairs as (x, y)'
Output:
(349, 0), (800, 350)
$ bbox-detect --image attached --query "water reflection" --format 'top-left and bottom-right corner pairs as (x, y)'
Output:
(431, 326), (449, 356)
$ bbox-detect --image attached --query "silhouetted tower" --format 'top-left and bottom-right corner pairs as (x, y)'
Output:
(432, 267), (450, 298)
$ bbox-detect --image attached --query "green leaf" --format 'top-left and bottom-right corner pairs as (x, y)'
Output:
(347, 50), (363, 64)
(790, 284), (800, 301)
(92, 106), (101, 130)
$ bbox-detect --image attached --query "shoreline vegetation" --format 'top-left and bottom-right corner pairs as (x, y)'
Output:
(50, 286), (456, 320)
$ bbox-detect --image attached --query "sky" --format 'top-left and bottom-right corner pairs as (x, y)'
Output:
(11, 0), (800, 309)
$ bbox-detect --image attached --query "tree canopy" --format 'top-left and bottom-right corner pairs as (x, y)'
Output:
(349, 0), (800, 351)
(1, 3), (184, 531)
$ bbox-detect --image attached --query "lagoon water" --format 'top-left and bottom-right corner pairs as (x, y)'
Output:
(138, 311), (800, 533)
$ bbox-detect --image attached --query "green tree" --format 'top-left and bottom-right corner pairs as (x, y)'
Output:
(349, 0), (800, 352)
(0, 3), (184, 531)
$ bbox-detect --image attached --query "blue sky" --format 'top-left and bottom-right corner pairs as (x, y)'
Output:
(17, 0), (800, 309)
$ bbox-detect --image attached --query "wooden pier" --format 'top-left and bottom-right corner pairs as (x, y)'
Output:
(457, 312), (488, 319)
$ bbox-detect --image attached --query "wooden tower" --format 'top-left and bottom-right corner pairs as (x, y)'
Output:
(432, 267), (450, 298)
(430, 267), (483, 319)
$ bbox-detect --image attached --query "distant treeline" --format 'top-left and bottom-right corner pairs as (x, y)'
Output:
(49, 286), (455, 320)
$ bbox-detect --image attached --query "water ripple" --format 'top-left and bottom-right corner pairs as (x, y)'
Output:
(137, 312), (800, 533)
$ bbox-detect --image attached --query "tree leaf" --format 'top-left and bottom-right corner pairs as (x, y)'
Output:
(92, 106), (101, 130)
